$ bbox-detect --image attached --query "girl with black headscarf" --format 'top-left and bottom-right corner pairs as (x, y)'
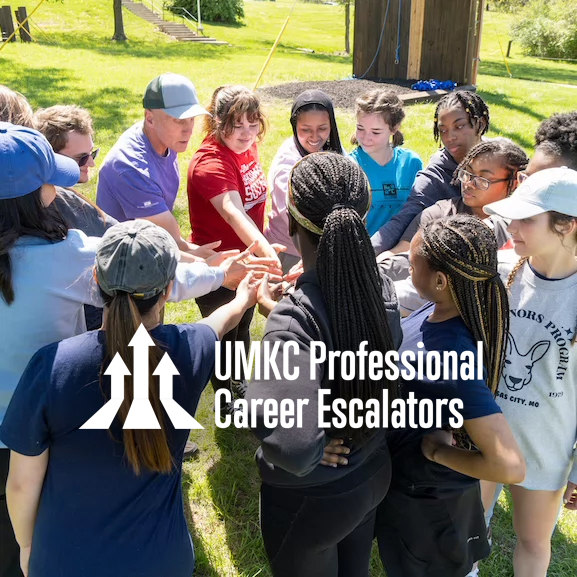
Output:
(265, 90), (344, 273)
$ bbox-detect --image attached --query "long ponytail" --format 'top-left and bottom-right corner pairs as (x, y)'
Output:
(101, 290), (173, 475)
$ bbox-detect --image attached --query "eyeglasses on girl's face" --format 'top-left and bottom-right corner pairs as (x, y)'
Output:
(77, 148), (100, 167)
(517, 171), (530, 185)
(457, 168), (512, 191)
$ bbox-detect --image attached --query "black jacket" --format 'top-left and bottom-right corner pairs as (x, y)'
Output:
(247, 268), (402, 495)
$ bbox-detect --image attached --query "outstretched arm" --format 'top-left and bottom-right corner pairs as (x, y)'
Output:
(210, 191), (281, 264)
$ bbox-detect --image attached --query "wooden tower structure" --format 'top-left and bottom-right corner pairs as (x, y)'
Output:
(353, 0), (485, 85)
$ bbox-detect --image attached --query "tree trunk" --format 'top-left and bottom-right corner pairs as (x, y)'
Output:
(345, 0), (350, 54)
(112, 0), (127, 41)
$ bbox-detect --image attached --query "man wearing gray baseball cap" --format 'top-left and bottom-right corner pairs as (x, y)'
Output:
(96, 73), (212, 256)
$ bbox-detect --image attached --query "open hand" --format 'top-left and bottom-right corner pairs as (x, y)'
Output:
(284, 259), (304, 283)
(187, 240), (222, 259)
(256, 273), (286, 317)
(205, 249), (240, 267)
(221, 247), (272, 290)
(251, 239), (283, 269)
(235, 272), (260, 310)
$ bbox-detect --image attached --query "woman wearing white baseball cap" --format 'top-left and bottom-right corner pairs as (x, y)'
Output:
(482, 167), (577, 577)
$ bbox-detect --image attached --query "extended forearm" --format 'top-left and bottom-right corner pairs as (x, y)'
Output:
(6, 479), (42, 547)
(225, 208), (274, 257)
(432, 444), (525, 484)
(199, 296), (249, 340)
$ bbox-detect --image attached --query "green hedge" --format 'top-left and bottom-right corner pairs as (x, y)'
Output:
(511, 0), (577, 59)
(166, 0), (244, 24)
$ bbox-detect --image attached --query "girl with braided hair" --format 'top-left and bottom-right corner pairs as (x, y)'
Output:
(247, 152), (401, 577)
(375, 214), (525, 577)
(372, 90), (490, 255)
(396, 138), (528, 254)
(481, 167), (577, 577)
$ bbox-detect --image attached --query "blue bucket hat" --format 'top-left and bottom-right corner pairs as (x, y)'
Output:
(0, 121), (80, 200)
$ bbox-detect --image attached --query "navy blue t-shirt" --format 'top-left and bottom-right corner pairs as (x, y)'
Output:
(388, 303), (501, 492)
(0, 324), (217, 577)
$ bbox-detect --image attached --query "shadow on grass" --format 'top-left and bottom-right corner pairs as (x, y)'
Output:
(481, 90), (548, 123)
(0, 61), (137, 134)
(182, 467), (220, 577)
(476, 89), (548, 149)
(487, 121), (535, 150)
(480, 58), (577, 86)
(35, 31), (234, 60)
(205, 424), (271, 577)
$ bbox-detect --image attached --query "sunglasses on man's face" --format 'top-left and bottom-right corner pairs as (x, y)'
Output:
(77, 148), (100, 167)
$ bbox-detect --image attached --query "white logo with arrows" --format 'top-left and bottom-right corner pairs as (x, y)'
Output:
(81, 325), (204, 430)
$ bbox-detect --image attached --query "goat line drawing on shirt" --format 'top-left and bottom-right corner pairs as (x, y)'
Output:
(502, 333), (551, 392)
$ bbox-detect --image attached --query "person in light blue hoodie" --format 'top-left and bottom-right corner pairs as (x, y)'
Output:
(349, 90), (422, 236)
(0, 121), (82, 576)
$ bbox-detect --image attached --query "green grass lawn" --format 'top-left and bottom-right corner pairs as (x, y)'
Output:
(2, 1), (576, 575)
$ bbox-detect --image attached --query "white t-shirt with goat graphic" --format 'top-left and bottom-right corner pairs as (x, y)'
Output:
(498, 252), (577, 491)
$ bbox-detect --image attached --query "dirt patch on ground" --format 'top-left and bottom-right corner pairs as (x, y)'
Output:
(259, 78), (419, 109)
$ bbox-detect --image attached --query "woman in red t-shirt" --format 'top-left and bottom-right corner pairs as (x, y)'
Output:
(187, 85), (281, 410)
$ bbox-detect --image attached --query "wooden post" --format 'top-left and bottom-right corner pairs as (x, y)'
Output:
(471, 0), (486, 85)
(407, 0), (426, 80)
(0, 6), (16, 42)
(15, 7), (32, 42)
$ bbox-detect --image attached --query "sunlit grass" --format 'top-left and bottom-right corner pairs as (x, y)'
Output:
(2, 1), (575, 575)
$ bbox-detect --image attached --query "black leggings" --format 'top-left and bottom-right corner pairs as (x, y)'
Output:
(260, 463), (391, 577)
(196, 286), (254, 393)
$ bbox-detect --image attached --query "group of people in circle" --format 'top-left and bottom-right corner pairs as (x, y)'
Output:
(0, 74), (575, 577)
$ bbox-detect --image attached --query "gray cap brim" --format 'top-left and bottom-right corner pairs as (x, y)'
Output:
(483, 196), (547, 220)
(164, 103), (210, 119)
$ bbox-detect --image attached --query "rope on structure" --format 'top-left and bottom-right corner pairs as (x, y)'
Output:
(357, 0), (392, 79)
(28, 16), (57, 46)
(395, 0), (402, 65)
